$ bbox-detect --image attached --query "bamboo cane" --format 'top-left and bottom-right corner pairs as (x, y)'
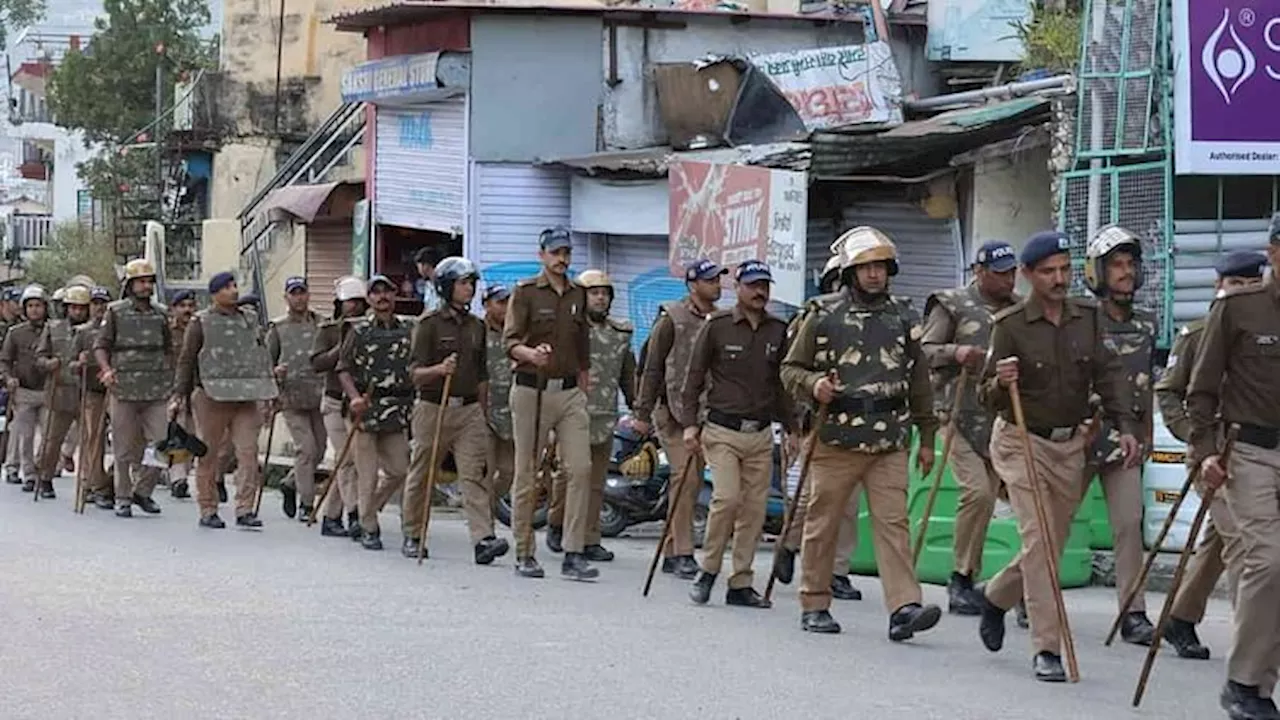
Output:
(643, 454), (698, 597)
(306, 382), (372, 528)
(73, 365), (89, 513)
(763, 403), (830, 605)
(252, 406), (279, 515)
(1132, 424), (1239, 707)
(416, 373), (453, 565)
(1009, 377), (1080, 683)
(912, 368), (969, 566)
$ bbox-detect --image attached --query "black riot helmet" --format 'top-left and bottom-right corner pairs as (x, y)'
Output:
(434, 256), (481, 305)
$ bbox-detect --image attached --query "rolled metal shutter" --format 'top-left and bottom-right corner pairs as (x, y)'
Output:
(1171, 219), (1272, 324)
(304, 220), (353, 315)
(471, 162), (584, 290)
(841, 201), (963, 312)
(601, 234), (682, 354)
(374, 97), (467, 234)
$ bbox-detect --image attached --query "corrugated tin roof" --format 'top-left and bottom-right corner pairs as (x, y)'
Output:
(328, 0), (869, 30)
(536, 141), (811, 176)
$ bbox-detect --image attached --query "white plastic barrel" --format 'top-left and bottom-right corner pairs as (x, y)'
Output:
(1143, 406), (1208, 551)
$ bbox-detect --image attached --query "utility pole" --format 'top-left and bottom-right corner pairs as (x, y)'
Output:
(155, 42), (165, 216)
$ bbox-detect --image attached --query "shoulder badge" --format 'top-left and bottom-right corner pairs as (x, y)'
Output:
(991, 299), (1028, 324)
(707, 308), (734, 322)
(1073, 295), (1099, 309)
(515, 277), (537, 288)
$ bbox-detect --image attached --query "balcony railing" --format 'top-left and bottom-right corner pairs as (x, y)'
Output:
(5, 214), (55, 251)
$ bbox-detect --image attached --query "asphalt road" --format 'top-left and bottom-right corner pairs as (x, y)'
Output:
(0, 482), (1232, 720)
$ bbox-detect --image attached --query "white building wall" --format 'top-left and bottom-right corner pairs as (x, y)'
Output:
(7, 122), (96, 223)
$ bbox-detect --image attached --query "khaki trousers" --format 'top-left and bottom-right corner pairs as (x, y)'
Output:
(1222, 441), (1280, 692)
(951, 435), (1002, 577)
(488, 433), (515, 501)
(782, 460), (861, 577)
(657, 405), (705, 558)
(60, 419), (77, 461)
(169, 409), (194, 482)
(699, 423), (773, 589)
(800, 445), (920, 613)
(404, 401), (491, 544)
(36, 409), (76, 484)
(1171, 494), (1243, 623)
(8, 387), (43, 478)
(353, 429), (409, 535)
(110, 397), (167, 501)
(985, 417), (1087, 655)
(282, 408), (326, 508)
(320, 396), (357, 518)
(1082, 460), (1147, 613)
(509, 384), (592, 558)
(82, 392), (110, 494)
(549, 441), (612, 546)
(192, 390), (263, 518)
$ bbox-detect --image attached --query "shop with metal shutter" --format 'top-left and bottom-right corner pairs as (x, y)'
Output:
(304, 220), (354, 314)
(597, 234), (678, 350)
(373, 96), (468, 235)
(840, 201), (963, 311)
(469, 162), (584, 292)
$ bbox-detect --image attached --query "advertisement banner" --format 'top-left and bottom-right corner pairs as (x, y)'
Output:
(351, 199), (371, 278)
(1173, 0), (1280, 174)
(749, 42), (903, 131)
(668, 160), (807, 306)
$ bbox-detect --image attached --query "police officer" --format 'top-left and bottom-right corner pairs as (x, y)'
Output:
(483, 284), (515, 511)
(773, 252), (864, 603)
(547, 270), (636, 562)
(0, 286), (19, 483)
(174, 271), (278, 529)
(976, 230), (1139, 682)
(633, 258), (725, 580)
(683, 260), (796, 608)
(310, 276), (368, 539)
(75, 286), (113, 509)
(167, 289), (199, 499)
(32, 285), (92, 498)
(1189, 236), (1280, 720)
(502, 226), (597, 581)
(402, 258), (510, 563)
(1075, 225), (1160, 644)
(2, 285), (50, 492)
(920, 240), (1020, 614)
(56, 276), (98, 478)
(266, 276), (325, 522)
(782, 229), (942, 638)
(337, 274), (413, 550)
(1154, 250), (1264, 662)
(50, 287), (66, 320)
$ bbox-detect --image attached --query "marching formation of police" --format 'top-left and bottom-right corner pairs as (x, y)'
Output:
(4, 214), (1280, 720)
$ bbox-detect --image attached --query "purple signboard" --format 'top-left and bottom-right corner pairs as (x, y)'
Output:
(1173, 0), (1280, 174)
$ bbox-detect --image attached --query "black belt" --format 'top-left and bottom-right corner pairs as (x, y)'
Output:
(1235, 423), (1280, 450)
(829, 396), (906, 416)
(325, 390), (344, 401)
(514, 373), (577, 391)
(419, 392), (478, 407)
(1026, 425), (1079, 442)
(706, 409), (770, 433)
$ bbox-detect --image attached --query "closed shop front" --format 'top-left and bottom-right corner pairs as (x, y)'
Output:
(841, 201), (963, 310)
(305, 220), (354, 313)
(373, 96), (468, 235)
(599, 234), (674, 346)
(470, 162), (582, 290)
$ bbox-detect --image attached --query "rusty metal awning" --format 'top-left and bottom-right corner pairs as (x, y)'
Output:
(536, 142), (811, 177)
(258, 181), (364, 223)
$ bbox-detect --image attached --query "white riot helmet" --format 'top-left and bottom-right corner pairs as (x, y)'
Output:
(20, 284), (46, 304)
(819, 254), (843, 293)
(1084, 225), (1144, 296)
(334, 276), (367, 302)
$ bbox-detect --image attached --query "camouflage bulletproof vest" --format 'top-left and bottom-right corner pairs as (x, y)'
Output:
(348, 317), (412, 433)
(273, 314), (322, 411)
(486, 324), (513, 441)
(111, 299), (172, 402)
(813, 296), (917, 453)
(587, 318), (633, 445)
(47, 319), (80, 412)
(928, 284), (1011, 459)
(1089, 307), (1156, 466)
(661, 301), (707, 424)
(196, 309), (279, 403)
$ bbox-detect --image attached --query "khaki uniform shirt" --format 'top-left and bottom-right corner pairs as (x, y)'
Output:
(409, 305), (488, 400)
(1154, 319), (1204, 444)
(0, 321), (48, 390)
(501, 270), (590, 378)
(679, 305), (794, 431)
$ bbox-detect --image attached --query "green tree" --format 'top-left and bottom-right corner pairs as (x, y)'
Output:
(0, 0), (45, 49)
(23, 222), (119, 292)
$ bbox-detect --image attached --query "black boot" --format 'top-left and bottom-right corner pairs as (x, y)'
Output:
(545, 525), (563, 553)
(94, 493), (115, 510)
(320, 516), (349, 537)
(170, 479), (190, 499)
(662, 555), (700, 580)
(115, 501), (133, 518)
(888, 602), (942, 642)
(5, 468), (20, 484)
(772, 546), (797, 585)
(1220, 681), (1280, 720)
(475, 536), (510, 565)
(801, 609), (842, 634)
(200, 513), (226, 529)
(348, 511), (362, 542)
(132, 493), (161, 515)
(1162, 617), (1211, 660)
(236, 512), (263, 529)
(1121, 611), (1156, 646)
(216, 480), (228, 503)
(726, 586), (772, 609)
(402, 536), (424, 559)
(38, 481), (55, 499)
(689, 571), (716, 605)
(948, 572), (982, 615)
(978, 588), (1008, 652)
(21, 478), (34, 492)
(1033, 651), (1067, 682)
(1015, 601), (1029, 629)
(298, 504), (313, 524)
(561, 552), (599, 581)
(281, 484), (297, 519)
(583, 544), (614, 562)
(361, 529), (383, 550)
(831, 574), (862, 601)
(514, 556), (545, 578)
